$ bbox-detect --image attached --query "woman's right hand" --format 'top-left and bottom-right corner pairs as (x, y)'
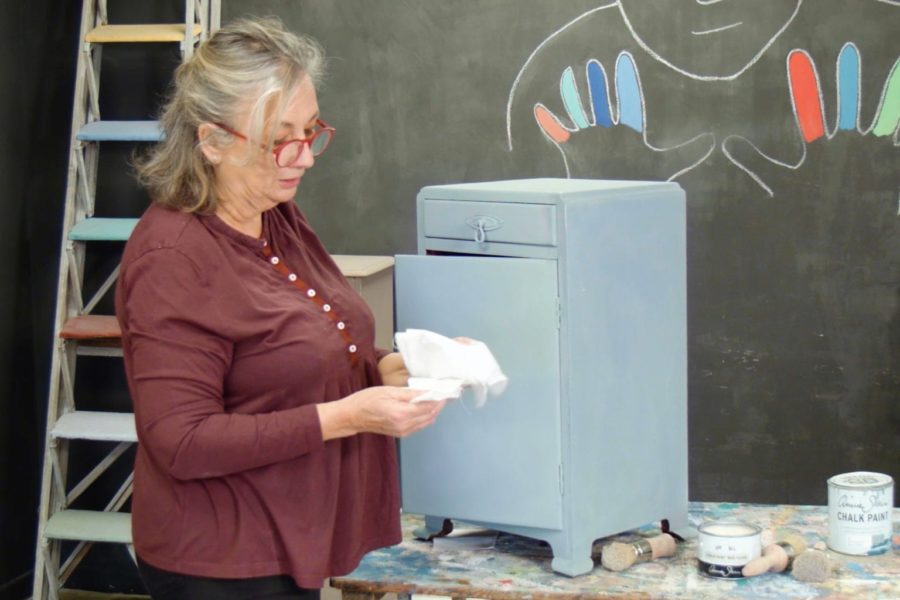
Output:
(317, 386), (446, 441)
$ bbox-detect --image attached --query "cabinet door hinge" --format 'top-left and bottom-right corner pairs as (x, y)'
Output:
(558, 464), (564, 496)
(556, 297), (561, 329)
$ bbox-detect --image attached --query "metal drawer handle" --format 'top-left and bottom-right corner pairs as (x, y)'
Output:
(466, 215), (502, 243)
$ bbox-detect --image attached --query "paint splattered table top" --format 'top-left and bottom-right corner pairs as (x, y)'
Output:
(330, 502), (899, 600)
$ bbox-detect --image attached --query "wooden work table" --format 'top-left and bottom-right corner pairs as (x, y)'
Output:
(331, 502), (899, 600)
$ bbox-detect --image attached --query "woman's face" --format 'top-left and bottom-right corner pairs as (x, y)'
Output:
(211, 75), (320, 216)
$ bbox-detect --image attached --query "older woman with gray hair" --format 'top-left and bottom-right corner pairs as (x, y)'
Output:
(116, 17), (444, 599)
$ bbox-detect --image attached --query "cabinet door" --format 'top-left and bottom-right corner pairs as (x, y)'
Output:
(396, 255), (563, 530)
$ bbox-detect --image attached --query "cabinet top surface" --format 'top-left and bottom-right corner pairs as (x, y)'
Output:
(419, 178), (682, 204)
(331, 255), (394, 277)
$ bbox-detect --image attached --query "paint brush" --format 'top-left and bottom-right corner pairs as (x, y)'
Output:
(741, 532), (807, 577)
(601, 533), (677, 571)
(791, 549), (834, 583)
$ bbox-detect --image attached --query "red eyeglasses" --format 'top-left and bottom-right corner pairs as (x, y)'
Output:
(214, 118), (335, 166)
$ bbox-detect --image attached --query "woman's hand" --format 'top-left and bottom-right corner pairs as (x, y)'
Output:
(317, 386), (445, 441)
(377, 352), (410, 387)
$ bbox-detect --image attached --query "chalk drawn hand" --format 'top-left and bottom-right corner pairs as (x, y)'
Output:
(723, 43), (900, 202)
(532, 51), (715, 181)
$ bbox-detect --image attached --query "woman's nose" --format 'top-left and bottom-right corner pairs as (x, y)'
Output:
(286, 142), (315, 168)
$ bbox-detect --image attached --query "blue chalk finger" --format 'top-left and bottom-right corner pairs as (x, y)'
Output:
(561, 66), (590, 130)
(837, 43), (860, 131)
(616, 52), (643, 133)
(587, 60), (613, 128)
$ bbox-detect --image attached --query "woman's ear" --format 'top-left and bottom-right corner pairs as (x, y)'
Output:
(197, 123), (222, 164)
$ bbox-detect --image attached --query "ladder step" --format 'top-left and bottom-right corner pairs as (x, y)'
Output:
(85, 23), (203, 44)
(51, 411), (137, 442)
(44, 510), (132, 544)
(60, 315), (121, 341)
(69, 218), (138, 241)
(77, 120), (164, 142)
(77, 346), (124, 358)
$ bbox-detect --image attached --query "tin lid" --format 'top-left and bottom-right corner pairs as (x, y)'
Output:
(827, 471), (893, 489)
(698, 520), (761, 537)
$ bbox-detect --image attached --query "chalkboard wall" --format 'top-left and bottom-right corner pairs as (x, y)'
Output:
(3, 0), (896, 595)
(230, 0), (900, 505)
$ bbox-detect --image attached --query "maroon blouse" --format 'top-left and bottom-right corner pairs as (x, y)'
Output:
(115, 201), (400, 588)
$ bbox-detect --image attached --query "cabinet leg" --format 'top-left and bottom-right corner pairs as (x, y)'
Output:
(548, 539), (595, 576)
(663, 508), (696, 540)
(412, 515), (453, 540)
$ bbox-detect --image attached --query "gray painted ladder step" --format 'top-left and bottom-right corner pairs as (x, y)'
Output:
(43, 510), (132, 543)
(68, 218), (138, 241)
(51, 411), (137, 443)
(77, 120), (163, 142)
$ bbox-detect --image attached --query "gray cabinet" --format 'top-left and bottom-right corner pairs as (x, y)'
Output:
(396, 178), (689, 576)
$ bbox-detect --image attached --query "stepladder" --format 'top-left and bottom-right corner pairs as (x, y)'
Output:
(32, 2), (220, 599)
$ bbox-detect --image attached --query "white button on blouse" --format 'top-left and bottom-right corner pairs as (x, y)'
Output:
(261, 247), (359, 364)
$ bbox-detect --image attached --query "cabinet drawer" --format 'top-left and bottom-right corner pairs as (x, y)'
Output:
(421, 199), (557, 246)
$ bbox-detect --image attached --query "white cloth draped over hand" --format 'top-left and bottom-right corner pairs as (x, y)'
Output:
(394, 329), (508, 406)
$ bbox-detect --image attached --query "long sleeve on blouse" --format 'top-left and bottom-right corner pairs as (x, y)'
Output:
(119, 246), (324, 480)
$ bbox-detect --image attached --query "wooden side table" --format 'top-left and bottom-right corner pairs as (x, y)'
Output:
(333, 255), (395, 351)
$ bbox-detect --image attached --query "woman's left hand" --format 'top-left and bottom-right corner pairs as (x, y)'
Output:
(317, 386), (446, 440)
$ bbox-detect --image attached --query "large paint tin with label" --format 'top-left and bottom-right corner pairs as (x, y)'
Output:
(697, 520), (761, 579)
(828, 471), (894, 555)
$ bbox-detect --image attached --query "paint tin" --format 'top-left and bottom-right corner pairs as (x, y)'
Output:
(827, 471), (894, 555)
(697, 520), (761, 579)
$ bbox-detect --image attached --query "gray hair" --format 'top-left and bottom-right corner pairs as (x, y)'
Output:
(135, 16), (325, 213)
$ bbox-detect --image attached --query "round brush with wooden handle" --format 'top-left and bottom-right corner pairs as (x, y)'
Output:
(741, 532), (807, 577)
(601, 533), (678, 572)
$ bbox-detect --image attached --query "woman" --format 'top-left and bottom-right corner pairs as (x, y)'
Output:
(116, 17), (445, 599)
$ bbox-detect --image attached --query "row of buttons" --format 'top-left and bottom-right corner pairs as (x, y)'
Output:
(264, 247), (358, 357)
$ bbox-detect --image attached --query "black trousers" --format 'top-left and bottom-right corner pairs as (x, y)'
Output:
(137, 557), (322, 600)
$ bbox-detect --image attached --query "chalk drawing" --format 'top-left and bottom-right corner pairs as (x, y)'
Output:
(508, 0), (896, 197)
(506, 3), (617, 152)
(617, 0), (803, 81)
(532, 52), (715, 180)
(506, 0), (804, 183)
(722, 43), (900, 196)
(690, 21), (744, 37)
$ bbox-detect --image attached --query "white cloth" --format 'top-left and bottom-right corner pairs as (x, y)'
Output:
(395, 329), (508, 406)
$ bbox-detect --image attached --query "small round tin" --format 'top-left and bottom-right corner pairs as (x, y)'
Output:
(828, 471), (894, 555)
(697, 520), (761, 579)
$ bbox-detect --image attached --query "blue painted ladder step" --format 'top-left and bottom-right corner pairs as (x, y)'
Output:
(68, 218), (138, 241)
(77, 120), (163, 142)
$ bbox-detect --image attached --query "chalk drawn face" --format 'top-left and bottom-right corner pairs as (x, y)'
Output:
(617, 0), (803, 80)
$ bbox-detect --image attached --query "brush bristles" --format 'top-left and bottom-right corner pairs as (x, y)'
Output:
(601, 535), (675, 571)
(793, 549), (832, 582)
(601, 542), (638, 571)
